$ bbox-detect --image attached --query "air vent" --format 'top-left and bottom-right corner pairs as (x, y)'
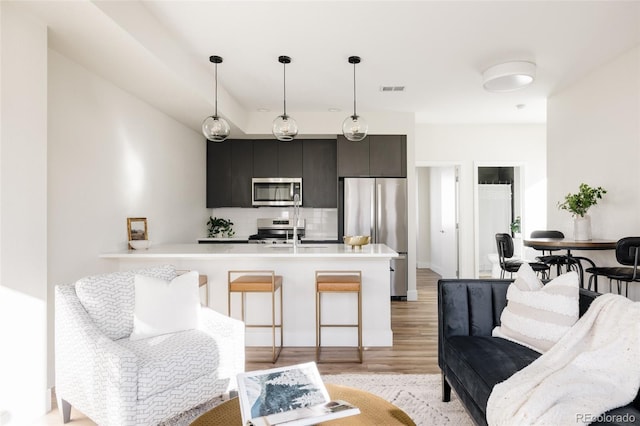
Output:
(380, 86), (405, 92)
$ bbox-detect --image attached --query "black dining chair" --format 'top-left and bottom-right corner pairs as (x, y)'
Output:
(530, 230), (580, 276)
(496, 233), (550, 279)
(585, 237), (640, 296)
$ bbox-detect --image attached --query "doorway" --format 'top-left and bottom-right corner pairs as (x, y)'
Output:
(416, 166), (459, 278)
(475, 165), (523, 278)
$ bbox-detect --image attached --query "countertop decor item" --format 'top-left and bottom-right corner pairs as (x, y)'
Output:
(272, 55), (298, 141)
(202, 55), (230, 142)
(342, 56), (368, 142)
(207, 217), (235, 238)
(127, 217), (148, 249)
(343, 235), (371, 248)
(129, 240), (152, 250)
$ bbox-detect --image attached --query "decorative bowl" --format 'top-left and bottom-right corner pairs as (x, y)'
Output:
(343, 235), (371, 248)
(129, 240), (152, 250)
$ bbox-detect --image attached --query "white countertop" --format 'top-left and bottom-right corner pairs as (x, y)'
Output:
(101, 243), (398, 259)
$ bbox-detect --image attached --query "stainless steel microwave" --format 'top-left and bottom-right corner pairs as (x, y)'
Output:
(252, 178), (302, 207)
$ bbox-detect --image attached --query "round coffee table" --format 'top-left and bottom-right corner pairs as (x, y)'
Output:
(191, 383), (416, 425)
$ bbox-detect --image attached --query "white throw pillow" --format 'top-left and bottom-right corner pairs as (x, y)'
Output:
(130, 270), (201, 341)
(492, 263), (579, 353)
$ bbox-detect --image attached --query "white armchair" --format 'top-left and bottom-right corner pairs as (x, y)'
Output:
(55, 265), (244, 425)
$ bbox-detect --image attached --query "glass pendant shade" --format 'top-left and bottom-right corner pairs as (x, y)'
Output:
(343, 56), (367, 142)
(202, 115), (231, 142)
(272, 114), (298, 142)
(202, 55), (230, 142)
(342, 115), (368, 142)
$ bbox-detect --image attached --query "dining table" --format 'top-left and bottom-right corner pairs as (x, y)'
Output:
(523, 238), (617, 289)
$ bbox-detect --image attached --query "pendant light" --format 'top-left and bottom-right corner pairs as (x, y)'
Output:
(202, 55), (230, 142)
(272, 56), (298, 142)
(342, 56), (368, 142)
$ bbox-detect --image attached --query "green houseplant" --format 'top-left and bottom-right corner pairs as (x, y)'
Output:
(557, 183), (606, 218)
(207, 217), (235, 238)
(510, 216), (521, 236)
(557, 183), (606, 241)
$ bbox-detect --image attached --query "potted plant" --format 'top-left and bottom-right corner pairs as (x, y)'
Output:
(207, 217), (235, 238)
(557, 183), (606, 240)
(510, 216), (521, 237)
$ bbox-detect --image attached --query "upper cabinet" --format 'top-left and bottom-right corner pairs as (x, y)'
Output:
(206, 141), (232, 208)
(303, 139), (337, 208)
(230, 140), (254, 207)
(252, 139), (303, 177)
(337, 135), (406, 177)
(207, 140), (253, 208)
(337, 135), (370, 177)
(206, 139), (335, 208)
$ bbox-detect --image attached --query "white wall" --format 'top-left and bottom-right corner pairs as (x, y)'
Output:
(47, 50), (209, 386)
(416, 168), (431, 268)
(0, 3), (49, 423)
(547, 45), (640, 299)
(415, 124), (547, 278)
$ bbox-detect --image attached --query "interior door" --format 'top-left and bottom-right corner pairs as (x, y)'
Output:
(439, 167), (459, 278)
(428, 167), (459, 278)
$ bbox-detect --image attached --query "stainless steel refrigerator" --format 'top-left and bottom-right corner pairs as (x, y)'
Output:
(342, 178), (408, 298)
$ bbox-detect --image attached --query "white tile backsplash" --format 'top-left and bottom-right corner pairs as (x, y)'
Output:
(209, 207), (338, 240)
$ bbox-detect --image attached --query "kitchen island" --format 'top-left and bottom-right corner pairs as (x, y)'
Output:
(101, 243), (397, 347)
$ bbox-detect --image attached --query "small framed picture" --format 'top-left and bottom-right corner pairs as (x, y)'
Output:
(127, 217), (148, 247)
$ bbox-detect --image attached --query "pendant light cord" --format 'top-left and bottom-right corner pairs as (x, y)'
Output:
(214, 62), (218, 118)
(283, 61), (287, 117)
(353, 61), (357, 118)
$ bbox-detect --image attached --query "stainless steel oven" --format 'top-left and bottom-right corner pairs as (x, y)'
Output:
(252, 178), (302, 206)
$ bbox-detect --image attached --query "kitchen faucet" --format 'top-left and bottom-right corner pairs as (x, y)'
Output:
(292, 193), (300, 248)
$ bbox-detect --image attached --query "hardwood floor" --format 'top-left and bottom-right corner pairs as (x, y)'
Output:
(39, 269), (441, 425)
(246, 268), (441, 374)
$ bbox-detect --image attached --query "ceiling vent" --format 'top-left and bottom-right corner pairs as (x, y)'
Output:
(380, 86), (405, 92)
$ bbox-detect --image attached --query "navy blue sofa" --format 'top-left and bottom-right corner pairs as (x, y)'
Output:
(438, 279), (640, 426)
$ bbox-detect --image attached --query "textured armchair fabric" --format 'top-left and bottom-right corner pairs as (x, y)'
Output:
(55, 266), (245, 426)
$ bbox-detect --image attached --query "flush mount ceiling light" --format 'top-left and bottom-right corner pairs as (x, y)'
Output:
(202, 56), (231, 142)
(482, 61), (536, 92)
(342, 56), (368, 142)
(272, 56), (298, 142)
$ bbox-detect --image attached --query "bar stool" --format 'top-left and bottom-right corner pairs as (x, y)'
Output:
(228, 270), (283, 363)
(315, 270), (362, 363)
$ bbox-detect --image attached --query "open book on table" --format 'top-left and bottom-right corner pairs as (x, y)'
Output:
(237, 361), (360, 426)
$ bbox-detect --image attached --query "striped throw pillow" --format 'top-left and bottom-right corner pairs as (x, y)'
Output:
(492, 262), (579, 353)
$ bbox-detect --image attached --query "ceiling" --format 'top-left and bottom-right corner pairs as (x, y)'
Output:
(20, 1), (640, 131)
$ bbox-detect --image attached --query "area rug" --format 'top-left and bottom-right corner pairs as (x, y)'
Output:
(161, 373), (472, 425)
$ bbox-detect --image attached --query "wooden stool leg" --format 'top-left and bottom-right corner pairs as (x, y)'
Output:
(316, 290), (321, 361)
(358, 288), (363, 363)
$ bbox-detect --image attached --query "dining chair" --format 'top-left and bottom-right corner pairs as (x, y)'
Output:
(585, 237), (640, 296)
(495, 233), (550, 279)
(529, 230), (580, 277)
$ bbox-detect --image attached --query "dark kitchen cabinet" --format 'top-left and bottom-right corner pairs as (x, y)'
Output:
(337, 134), (406, 177)
(230, 140), (253, 207)
(252, 140), (279, 177)
(278, 140), (303, 177)
(303, 139), (337, 207)
(369, 135), (406, 177)
(337, 135), (370, 177)
(253, 139), (302, 177)
(206, 139), (253, 207)
(206, 141), (232, 208)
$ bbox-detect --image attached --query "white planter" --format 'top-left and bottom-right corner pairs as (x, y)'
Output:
(573, 214), (592, 241)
